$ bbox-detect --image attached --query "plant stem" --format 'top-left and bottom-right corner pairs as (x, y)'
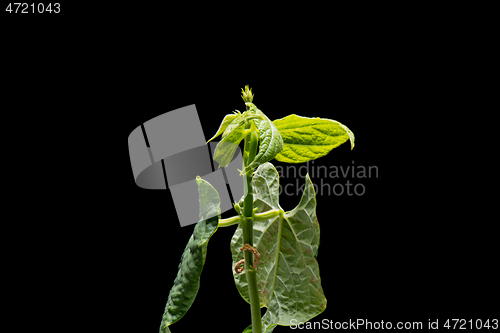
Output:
(241, 121), (262, 333)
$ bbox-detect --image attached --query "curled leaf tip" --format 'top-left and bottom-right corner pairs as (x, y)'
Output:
(234, 259), (245, 274)
(240, 243), (261, 269)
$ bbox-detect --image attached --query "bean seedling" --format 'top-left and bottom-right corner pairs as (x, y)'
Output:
(160, 86), (355, 332)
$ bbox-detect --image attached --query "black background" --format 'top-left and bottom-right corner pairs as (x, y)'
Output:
(2, 3), (497, 332)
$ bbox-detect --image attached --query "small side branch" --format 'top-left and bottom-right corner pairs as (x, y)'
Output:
(253, 209), (282, 222)
(219, 209), (281, 227)
(218, 215), (242, 227)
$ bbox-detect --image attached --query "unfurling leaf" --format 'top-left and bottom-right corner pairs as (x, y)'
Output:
(213, 111), (265, 168)
(159, 177), (221, 332)
(273, 114), (354, 163)
(206, 113), (238, 144)
(241, 85), (254, 103)
(242, 103), (283, 174)
(231, 163), (326, 331)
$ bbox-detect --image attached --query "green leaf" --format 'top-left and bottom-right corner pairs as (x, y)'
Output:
(242, 323), (277, 333)
(213, 111), (265, 168)
(231, 163), (326, 331)
(273, 114), (354, 163)
(159, 177), (220, 332)
(206, 113), (238, 144)
(243, 103), (284, 173)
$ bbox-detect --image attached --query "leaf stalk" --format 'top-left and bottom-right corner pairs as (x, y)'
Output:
(218, 209), (282, 227)
(218, 215), (242, 227)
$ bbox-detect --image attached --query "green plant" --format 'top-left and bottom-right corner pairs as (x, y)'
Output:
(159, 86), (355, 333)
